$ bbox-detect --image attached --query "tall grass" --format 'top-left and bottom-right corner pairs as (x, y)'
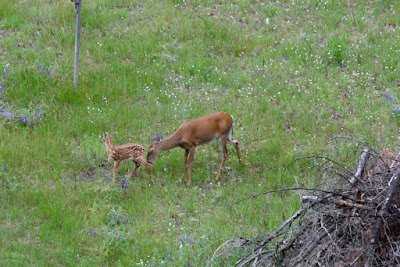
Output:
(1, 0), (399, 265)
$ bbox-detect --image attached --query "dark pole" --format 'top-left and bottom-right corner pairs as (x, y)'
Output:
(73, 0), (81, 88)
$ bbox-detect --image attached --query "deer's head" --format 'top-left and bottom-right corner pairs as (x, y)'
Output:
(147, 134), (162, 164)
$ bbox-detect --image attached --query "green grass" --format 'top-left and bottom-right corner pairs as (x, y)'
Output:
(1, 0), (400, 265)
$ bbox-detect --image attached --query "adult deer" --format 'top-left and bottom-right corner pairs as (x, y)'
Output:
(101, 132), (153, 183)
(146, 112), (241, 187)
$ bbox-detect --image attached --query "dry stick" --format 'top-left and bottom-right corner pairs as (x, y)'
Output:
(289, 232), (329, 267)
(389, 153), (400, 169)
(349, 147), (370, 186)
(366, 169), (400, 266)
(302, 147), (370, 204)
(234, 203), (316, 267)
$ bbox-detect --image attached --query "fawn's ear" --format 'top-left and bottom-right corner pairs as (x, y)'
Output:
(110, 132), (115, 138)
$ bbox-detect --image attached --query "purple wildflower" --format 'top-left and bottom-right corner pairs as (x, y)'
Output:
(199, 243), (202, 248)
(168, 254), (171, 261)
(179, 236), (184, 245)
(121, 178), (128, 189)
(3, 67), (9, 79)
(35, 107), (43, 121)
(175, 42), (178, 47)
(216, 196), (219, 202)
(0, 82), (4, 99)
(296, 143), (301, 147)
(385, 93), (393, 102)
(93, 231), (98, 236)
(3, 163), (8, 172)
(213, 230), (217, 237)
(189, 261), (193, 267)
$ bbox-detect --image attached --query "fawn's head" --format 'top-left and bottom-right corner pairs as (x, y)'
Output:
(147, 134), (163, 164)
(100, 132), (115, 144)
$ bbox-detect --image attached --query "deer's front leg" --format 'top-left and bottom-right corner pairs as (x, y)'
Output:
(181, 149), (189, 179)
(112, 161), (120, 183)
(186, 147), (196, 187)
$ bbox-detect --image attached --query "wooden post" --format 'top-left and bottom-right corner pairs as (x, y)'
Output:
(72, 0), (82, 88)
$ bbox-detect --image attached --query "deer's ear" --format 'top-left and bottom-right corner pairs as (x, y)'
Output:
(153, 134), (160, 142)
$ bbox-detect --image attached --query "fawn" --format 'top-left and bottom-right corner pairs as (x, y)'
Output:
(101, 132), (153, 183)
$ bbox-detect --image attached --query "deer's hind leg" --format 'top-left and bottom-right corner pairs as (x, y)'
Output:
(228, 127), (242, 163)
(216, 138), (228, 182)
(227, 138), (241, 163)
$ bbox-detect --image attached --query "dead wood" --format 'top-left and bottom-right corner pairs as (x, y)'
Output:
(214, 143), (400, 266)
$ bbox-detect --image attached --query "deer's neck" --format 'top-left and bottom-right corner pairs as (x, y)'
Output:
(158, 135), (181, 152)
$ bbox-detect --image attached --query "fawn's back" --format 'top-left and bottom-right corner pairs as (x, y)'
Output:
(110, 144), (146, 161)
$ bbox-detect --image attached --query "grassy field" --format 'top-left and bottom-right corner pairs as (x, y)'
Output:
(0, 0), (399, 265)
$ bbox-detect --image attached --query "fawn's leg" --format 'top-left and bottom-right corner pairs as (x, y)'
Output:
(128, 162), (140, 178)
(137, 157), (154, 184)
(113, 161), (120, 183)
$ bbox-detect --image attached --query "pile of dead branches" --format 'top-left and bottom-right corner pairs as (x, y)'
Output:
(213, 138), (400, 266)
